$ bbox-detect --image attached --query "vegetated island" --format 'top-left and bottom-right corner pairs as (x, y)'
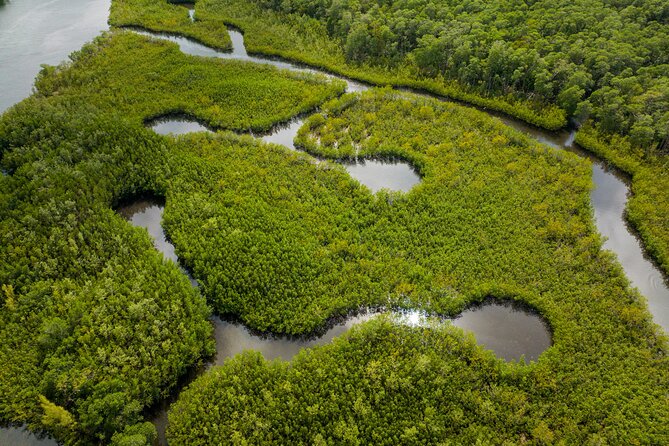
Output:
(0, 0), (667, 444)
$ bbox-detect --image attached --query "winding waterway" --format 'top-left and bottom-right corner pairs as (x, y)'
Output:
(0, 1), (667, 444)
(116, 196), (552, 445)
(140, 22), (668, 333)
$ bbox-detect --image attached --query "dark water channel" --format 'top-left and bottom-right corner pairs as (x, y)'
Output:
(117, 196), (551, 444)
(117, 196), (550, 366)
(0, 1), (667, 444)
(138, 24), (669, 333)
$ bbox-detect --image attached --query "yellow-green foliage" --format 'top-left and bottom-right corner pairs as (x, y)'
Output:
(160, 91), (669, 443)
(109, 0), (232, 50)
(0, 1), (667, 444)
(39, 395), (76, 441)
(32, 31), (345, 133)
(107, 0), (668, 281)
(110, 0), (566, 130)
(576, 126), (669, 275)
(0, 30), (342, 444)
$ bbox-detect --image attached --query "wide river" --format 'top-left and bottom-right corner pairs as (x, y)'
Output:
(0, 1), (667, 445)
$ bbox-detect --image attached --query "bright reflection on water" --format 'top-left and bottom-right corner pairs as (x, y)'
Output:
(119, 198), (551, 445)
(117, 198), (550, 363)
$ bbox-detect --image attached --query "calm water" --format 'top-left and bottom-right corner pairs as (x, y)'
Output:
(452, 301), (552, 362)
(343, 160), (421, 193)
(148, 116), (212, 135)
(0, 1), (110, 443)
(117, 198), (197, 286)
(119, 197), (550, 444)
(496, 117), (669, 332)
(129, 28), (369, 93)
(0, 427), (57, 446)
(1, 3), (667, 444)
(0, 0), (110, 112)
(136, 25), (668, 330)
(117, 197), (551, 364)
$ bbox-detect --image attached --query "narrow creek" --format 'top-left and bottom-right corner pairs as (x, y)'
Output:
(116, 196), (552, 445)
(0, 1), (667, 443)
(139, 19), (668, 333)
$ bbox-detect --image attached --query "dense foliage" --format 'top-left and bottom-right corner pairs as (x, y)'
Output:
(1, 1), (668, 444)
(112, 0), (669, 289)
(162, 91), (669, 443)
(168, 316), (668, 445)
(110, 0), (233, 50)
(0, 96), (212, 446)
(33, 31), (344, 133)
(0, 31), (342, 444)
(211, 0), (669, 151)
(178, 0), (567, 130)
(575, 127), (669, 275)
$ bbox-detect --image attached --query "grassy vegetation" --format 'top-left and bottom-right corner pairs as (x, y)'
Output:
(217, 0), (669, 150)
(0, 31), (342, 445)
(161, 90), (669, 443)
(32, 31), (345, 133)
(111, 0), (566, 130)
(575, 127), (669, 275)
(110, 0), (669, 281)
(168, 316), (668, 445)
(109, 0), (233, 50)
(1, 1), (667, 444)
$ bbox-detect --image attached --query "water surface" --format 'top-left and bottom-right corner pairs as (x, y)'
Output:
(0, 0), (110, 112)
(343, 159), (421, 193)
(452, 301), (552, 362)
(0, 1), (110, 443)
(149, 117), (212, 135)
(0, 426), (57, 446)
(132, 26), (668, 332)
(117, 197), (550, 364)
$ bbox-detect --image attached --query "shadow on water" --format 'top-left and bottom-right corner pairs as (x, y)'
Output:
(452, 299), (552, 363)
(146, 114), (213, 136)
(0, 425), (58, 446)
(116, 196), (551, 445)
(2, 2), (663, 441)
(131, 27), (669, 333)
(117, 195), (198, 287)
